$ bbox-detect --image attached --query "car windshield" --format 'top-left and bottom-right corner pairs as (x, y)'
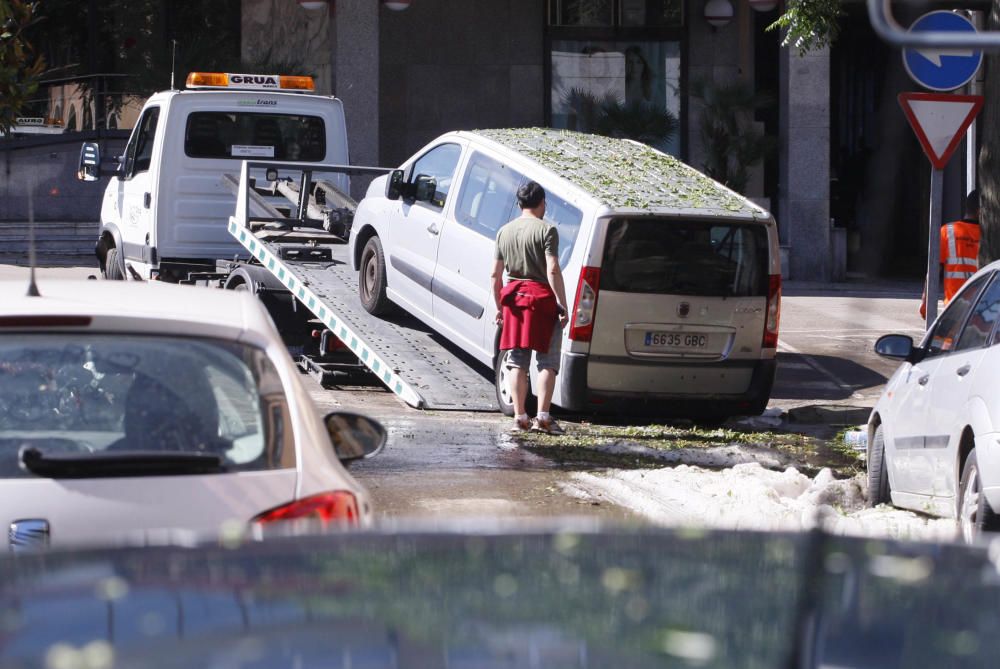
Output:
(0, 335), (294, 477)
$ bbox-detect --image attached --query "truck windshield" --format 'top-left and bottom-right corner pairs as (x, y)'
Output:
(0, 335), (295, 478)
(184, 112), (326, 161)
(601, 218), (769, 297)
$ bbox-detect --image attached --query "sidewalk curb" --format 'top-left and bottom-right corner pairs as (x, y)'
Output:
(785, 405), (872, 426)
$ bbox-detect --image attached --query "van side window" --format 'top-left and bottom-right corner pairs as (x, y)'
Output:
(409, 143), (463, 209)
(124, 107), (160, 178)
(542, 193), (582, 268)
(455, 152), (523, 238)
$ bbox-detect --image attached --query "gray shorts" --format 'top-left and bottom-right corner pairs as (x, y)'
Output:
(505, 326), (563, 373)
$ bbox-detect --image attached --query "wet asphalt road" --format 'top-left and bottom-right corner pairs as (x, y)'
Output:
(309, 282), (926, 524)
(307, 382), (639, 524)
(2, 265), (925, 524)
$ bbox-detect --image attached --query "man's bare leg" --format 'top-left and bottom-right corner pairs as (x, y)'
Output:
(510, 367), (530, 416)
(537, 368), (556, 414)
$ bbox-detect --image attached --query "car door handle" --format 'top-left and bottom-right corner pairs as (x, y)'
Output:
(143, 192), (151, 208)
(918, 374), (930, 386)
(426, 223), (439, 235)
(957, 364), (972, 377)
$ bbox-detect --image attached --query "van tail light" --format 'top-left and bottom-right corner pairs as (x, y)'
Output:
(569, 266), (602, 342)
(252, 491), (359, 527)
(762, 274), (781, 349)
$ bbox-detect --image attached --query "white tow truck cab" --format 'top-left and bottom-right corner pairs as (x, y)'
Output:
(77, 72), (350, 283)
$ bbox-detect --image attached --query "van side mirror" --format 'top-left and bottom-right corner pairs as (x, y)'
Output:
(386, 169), (405, 200)
(413, 174), (437, 204)
(77, 142), (102, 182)
(323, 411), (386, 464)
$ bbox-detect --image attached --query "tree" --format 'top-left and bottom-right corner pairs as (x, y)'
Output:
(562, 88), (679, 148)
(771, 0), (1000, 265)
(691, 79), (776, 195)
(979, 2), (1000, 264)
(0, 0), (45, 135)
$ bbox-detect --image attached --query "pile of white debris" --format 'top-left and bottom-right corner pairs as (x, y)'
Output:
(565, 461), (957, 542)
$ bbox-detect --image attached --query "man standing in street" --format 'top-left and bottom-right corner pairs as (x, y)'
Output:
(491, 181), (570, 434)
(921, 189), (980, 319)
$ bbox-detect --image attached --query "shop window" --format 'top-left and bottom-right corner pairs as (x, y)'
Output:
(549, 0), (683, 28)
(550, 40), (681, 155)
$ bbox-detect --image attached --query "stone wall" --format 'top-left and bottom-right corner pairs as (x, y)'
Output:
(0, 134), (128, 222)
(779, 46), (831, 282)
(241, 0), (333, 94)
(378, 0), (545, 167)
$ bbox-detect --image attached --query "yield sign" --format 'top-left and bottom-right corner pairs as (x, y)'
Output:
(898, 92), (983, 169)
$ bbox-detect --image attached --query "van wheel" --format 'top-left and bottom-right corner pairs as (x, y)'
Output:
(494, 350), (536, 417)
(359, 236), (391, 315)
(104, 247), (125, 281)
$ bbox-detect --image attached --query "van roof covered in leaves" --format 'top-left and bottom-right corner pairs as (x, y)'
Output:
(471, 128), (763, 218)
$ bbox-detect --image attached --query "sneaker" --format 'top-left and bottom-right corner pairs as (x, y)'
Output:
(532, 416), (565, 435)
(512, 416), (531, 432)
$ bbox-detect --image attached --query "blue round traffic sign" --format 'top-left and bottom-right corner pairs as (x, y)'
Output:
(902, 11), (982, 92)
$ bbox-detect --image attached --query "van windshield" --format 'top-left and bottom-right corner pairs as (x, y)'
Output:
(184, 112), (326, 161)
(601, 218), (769, 297)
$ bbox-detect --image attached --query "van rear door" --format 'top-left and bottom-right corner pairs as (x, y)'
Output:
(586, 217), (771, 396)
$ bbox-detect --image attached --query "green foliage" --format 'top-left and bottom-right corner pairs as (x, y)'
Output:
(562, 87), (678, 147)
(478, 127), (755, 214)
(100, 0), (243, 96)
(767, 0), (843, 55)
(0, 0), (45, 135)
(691, 79), (776, 196)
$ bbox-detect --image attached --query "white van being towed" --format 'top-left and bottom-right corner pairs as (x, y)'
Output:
(348, 128), (781, 420)
(78, 72), (350, 282)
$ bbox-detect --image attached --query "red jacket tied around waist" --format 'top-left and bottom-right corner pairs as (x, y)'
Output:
(499, 279), (558, 353)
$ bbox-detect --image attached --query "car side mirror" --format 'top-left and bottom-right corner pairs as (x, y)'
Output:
(323, 411), (386, 464)
(386, 169), (405, 200)
(77, 142), (102, 182)
(413, 174), (437, 203)
(874, 334), (914, 360)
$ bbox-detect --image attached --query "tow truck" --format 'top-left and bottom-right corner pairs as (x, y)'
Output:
(216, 159), (498, 411)
(76, 72), (496, 410)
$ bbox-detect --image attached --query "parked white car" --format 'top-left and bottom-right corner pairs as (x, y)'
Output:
(869, 261), (1000, 541)
(0, 279), (382, 550)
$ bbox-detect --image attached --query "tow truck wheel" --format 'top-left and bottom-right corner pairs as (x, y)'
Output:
(104, 247), (125, 281)
(359, 236), (391, 315)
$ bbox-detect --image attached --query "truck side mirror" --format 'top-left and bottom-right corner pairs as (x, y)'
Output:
(386, 169), (405, 200)
(413, 174), (437, 204)
(77, 142), (102, 182)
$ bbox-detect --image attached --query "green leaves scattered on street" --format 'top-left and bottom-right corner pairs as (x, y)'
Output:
(513, 420), (861, 478)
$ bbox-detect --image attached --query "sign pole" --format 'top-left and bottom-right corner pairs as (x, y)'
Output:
(926, 166), (943, 329)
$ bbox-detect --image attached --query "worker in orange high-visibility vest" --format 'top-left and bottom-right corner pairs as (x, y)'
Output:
(921, 189), (980, 319)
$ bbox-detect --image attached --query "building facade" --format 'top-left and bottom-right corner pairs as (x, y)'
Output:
(242, 0), (836, 280)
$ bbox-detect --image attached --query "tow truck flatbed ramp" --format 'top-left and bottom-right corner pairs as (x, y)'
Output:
(226, 220), (498, 411)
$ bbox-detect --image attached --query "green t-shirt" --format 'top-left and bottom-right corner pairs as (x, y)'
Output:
(494, 216), (559, 283)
